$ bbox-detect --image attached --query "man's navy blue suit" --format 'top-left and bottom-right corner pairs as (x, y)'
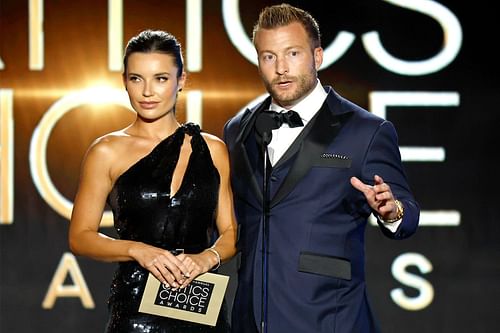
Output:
(223, 86), (419, 333)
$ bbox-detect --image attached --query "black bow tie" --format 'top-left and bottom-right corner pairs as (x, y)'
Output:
(266, 110), (304, 128)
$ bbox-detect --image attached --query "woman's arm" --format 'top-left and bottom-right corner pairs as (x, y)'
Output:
(206, 135), (238, 263)
(68, 137), (190, 287)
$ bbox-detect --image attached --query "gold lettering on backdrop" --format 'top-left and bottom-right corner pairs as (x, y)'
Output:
(186, 0), (203, 72)
(186, 90), (203, 127)
(362, 0), (462, 75)
(29, 87), (133, 226)
(0, 89), (14, 224)
(108, 0), (123, 71)
(42, 252), (95, 309)
(390, 253), (434, 311)
(29, 0), (44, 70)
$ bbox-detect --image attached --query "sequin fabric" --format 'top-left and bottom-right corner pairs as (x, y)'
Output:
(104, 123), (229, 332)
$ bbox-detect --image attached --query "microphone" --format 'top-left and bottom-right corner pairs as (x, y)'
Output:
(255, 111), (279, 146)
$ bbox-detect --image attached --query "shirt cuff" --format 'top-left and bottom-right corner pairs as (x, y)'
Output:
(378, 217), (402, 233)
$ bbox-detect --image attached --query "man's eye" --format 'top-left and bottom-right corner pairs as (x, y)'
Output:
(263, 55), (274, 61)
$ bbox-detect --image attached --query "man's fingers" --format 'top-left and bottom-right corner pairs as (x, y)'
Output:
(374, 174), (384, 185)
(350, 176), (371, 194)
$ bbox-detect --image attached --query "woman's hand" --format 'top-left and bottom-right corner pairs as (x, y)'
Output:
(175, 250), (219, 288)
(130, 243), (191, 289)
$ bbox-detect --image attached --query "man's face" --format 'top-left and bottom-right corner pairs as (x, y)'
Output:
(254, 22), (323, 109)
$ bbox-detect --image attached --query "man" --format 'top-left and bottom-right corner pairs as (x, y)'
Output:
(223, 3), (419, 332)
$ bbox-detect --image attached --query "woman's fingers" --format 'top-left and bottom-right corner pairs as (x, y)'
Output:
(144, 251), (192, 288)
(145, 251), (216, 289)
(179, 258), (203, 288)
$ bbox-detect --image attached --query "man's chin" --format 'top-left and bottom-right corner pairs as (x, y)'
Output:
(273, 96), (296, 108)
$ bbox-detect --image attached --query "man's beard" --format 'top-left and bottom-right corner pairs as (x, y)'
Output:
(265, 71), (316, 108)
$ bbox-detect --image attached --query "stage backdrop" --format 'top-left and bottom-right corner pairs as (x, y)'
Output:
(1, 1), (498, 332)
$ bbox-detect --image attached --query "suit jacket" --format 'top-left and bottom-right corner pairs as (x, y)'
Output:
(223, 86), (419, 333)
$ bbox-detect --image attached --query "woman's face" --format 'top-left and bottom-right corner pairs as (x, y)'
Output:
(124, 52), (185, 122)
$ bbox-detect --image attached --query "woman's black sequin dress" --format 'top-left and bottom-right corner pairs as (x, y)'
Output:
(104, 123), (230, 332)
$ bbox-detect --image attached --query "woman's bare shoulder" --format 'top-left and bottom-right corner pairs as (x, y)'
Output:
(85, 130), (133, 163)
(201, 132), (227, 153)
(200, 132), (230, 172)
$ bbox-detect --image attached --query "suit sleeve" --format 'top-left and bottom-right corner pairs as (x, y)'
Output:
(223, 109), (246, 148)
(362, 120), (420, 240)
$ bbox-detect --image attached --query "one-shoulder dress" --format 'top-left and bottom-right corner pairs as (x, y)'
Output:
(104, 123), (230, 332)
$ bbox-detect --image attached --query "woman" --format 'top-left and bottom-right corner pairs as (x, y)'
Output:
(69, 29), (237, 332)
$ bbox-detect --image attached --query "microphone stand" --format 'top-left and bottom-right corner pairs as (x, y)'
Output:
(260, 132), (271, 333)
(255, 111), (276, 333)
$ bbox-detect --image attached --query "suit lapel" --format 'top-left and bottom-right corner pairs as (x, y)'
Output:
(231, 98), (272, 204)
(270, 98), (345, 208)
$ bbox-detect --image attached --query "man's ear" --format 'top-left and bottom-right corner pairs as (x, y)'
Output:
(314, 47), (323, 71)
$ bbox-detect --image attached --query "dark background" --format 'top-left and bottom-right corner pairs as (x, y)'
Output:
(1, 1), (498, 332)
